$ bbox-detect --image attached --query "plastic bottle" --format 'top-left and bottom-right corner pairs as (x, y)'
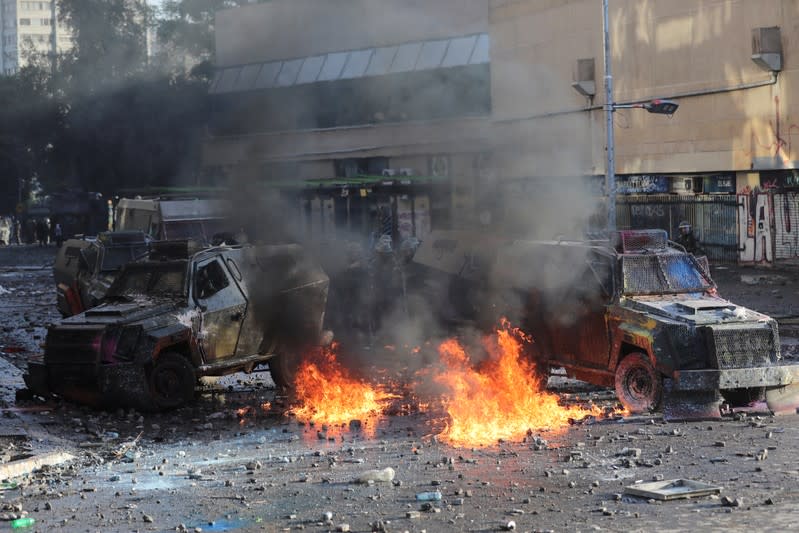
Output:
(10, 517), (35, 529)
(355, 467), (395, 484)
(415, 491), (442, 501)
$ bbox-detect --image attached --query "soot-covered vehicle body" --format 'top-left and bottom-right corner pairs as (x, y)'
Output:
(26, 242), (329, 410)
(54, 231), (151, 317)
(412, 229), (799, 417)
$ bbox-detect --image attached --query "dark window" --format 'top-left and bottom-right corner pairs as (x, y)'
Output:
(195, 260), (230, 299)
(210, 64), (491, 135)
(80, 246), (99, 271)
(334, 157), (389, 178)
(101, 245), (148, 271)
(110, 264), (187, 298)
(163, 221), (205, 241)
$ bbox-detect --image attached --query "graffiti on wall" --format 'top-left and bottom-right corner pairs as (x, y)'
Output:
(737, 193), (773, 263)
(617, 175), (669, 194)
(775, 192), (799, 259)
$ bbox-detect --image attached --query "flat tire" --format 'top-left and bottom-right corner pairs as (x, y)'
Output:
(149, 352), (195, 410)
(615, 352), (662, 413)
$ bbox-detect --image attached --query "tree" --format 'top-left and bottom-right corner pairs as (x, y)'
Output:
(0, 66), (62, 212)
(0, 0), (228, 211)
(57, 0), (151, 93)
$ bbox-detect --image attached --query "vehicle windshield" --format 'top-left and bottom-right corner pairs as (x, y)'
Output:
(163, 220), (204, 241)
(106, 262), (187, 300)
(622, 253), (713, 295)
(101, 244), (149, 271)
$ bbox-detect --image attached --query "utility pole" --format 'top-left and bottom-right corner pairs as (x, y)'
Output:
(603, 0), (616, 233)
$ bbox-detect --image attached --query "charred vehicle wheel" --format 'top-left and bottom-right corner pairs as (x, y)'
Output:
(614, 352), (663, 413)
(269, 349), (301, 391)
(149, 352), (196, 409)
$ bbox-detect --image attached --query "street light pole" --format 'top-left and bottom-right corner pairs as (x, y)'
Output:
(603, 0), (617, 233)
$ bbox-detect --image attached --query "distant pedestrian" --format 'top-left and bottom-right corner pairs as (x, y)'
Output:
(11, 217), (19, 245)
(54, 223), (63, 248)
(36, 220), (47, 247)
(676, 221), (699, 254)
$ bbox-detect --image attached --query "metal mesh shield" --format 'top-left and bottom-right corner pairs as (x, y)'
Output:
(622, 254), (713, 295)
(617, 230), (668, 252)
(708, 324), (779, 369)
(622, 255), (667, 294)
(657, 255), (713, 291)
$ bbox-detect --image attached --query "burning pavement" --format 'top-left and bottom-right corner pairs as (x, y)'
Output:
(3, 247), (799, 531)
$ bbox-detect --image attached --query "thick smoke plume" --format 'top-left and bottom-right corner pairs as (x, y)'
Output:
(216, 1), (605, 388)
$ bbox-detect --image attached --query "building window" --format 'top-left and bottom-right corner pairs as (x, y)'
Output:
(19, 1), (49, 9)
(19, 18), (30, 25)
(40, 18), (51, 25)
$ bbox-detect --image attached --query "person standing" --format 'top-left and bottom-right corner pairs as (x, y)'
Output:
(36, 220), (47, 246)
(676, 221), (699, 254)
(54, 223), (64, 248)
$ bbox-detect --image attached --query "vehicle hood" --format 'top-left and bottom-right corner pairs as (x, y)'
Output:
(60, 299), (181, 327)
(623, 294), (774, 325)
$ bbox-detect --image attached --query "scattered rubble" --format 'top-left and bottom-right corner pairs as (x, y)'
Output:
(0, 249), (798, 530)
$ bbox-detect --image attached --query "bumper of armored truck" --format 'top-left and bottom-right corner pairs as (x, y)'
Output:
(669, 364), (799, 392)
(623, 296), (799, 412)
(23, 325), (156, 410)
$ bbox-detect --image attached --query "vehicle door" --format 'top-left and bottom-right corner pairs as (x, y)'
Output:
(192, 257), (247, 362)
(227, 255), (266, 357)
(548, 249), (614, 369)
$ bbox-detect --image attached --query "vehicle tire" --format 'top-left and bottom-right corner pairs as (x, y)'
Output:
(148, 352), (196, 410)
(269, 349), (302, 392)
(722, 387), (765, 407)
(614, 352), (663, 413)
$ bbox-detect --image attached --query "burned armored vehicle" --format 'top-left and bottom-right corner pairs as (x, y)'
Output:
(54, 231), (151, 317)
(27, 242), (329, 410)
(412, 229), (799, 417)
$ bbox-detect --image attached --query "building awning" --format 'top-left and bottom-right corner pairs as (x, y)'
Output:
(210, 33), (490, 94)
(159, 199), (230, 221)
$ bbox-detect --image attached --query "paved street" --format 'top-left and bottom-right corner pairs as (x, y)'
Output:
(1, 246), (799, 532)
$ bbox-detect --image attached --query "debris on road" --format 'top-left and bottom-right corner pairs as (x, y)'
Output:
(625, 479), (723, 501)
(0, 451), (74, 481)
(354, 467), (395, 484)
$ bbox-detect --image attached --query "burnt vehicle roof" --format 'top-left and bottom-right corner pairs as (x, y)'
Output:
(413, 229), (714, 296)
(97, 230), (149, 245)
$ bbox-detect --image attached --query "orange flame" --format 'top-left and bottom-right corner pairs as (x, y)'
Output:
(289, 344), (395, 433)
(433, 323), (605, 447)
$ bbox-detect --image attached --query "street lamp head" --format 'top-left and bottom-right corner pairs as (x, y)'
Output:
(642, 99), (679, 115)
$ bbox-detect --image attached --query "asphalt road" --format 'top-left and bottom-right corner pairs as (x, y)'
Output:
(1, 245), (799, 532)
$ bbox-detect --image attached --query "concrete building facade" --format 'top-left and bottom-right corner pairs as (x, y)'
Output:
(0, 0), (72, 74)
(205, 0), (799, 263)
